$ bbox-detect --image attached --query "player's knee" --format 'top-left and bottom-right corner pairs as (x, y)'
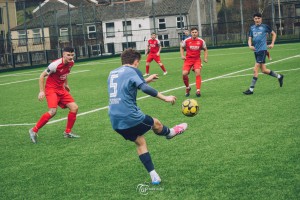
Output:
(69, 103), (78, 113)
(261, 68), (268, 74)
(152, 118), (163, 134)
(48, 108), (57, 116)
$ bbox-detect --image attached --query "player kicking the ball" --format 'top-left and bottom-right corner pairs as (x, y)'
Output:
(29, 47), (79, 144)
(108, 48), (187, 185)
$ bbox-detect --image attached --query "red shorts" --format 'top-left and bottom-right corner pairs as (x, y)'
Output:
(45, 89), (74, 109)
(183, 59), (202, 71)
(146, 53), (161, 63)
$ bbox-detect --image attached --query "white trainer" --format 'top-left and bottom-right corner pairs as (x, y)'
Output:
(150, 170), (161, 185)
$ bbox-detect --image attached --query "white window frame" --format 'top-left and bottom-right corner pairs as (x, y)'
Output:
(32, 28), (42, 45)
(87, 25), (96, 39)
(18, 30), (27, 46)
(90, 44), (101, 55)
(122, 21), (132, 36)
(158, 18), (166, 30)
(158, 34), (169, 47)
(106, 22), (115, 37)
(59, 28), (69, 42)
(176, 16), (185, 29)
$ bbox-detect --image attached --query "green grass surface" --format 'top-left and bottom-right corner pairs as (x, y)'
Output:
(0, 43), (300, 199)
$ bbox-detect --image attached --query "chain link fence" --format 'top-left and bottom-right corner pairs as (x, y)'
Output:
(1, 1), (300, 70)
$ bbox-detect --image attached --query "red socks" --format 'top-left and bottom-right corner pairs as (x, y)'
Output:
(146, 65), (150, 74)
(65, 112), (77, 133)
(183, 75), (189, 87)
(160, 65), (167, 72)
(33, 112), (52, 133)
(196, 75), (202, 91)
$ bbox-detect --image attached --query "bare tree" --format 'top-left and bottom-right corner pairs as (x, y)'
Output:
(258, 0), (269, 14)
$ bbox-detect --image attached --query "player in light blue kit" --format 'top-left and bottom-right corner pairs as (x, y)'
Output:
(243, 13), (284, 95)
(107, 48), (187, 185)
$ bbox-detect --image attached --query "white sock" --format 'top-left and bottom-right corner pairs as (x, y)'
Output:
(150, 170), (160, 181)
(167, 129), (175, 137)
(277, 74), (281, 78)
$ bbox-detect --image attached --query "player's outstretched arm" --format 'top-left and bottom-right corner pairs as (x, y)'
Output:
(145, 74), (159, 83)
(156, 92), (176, 105)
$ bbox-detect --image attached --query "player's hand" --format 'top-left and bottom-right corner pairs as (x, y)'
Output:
(64, 85), (70, 92)
(181, 56), (186, 60)
(145, 74), (159, 83)
(38, 91), (45, 101)
(164, 95), (176, 105)
(249, 46), (255, 51)
(268, 44), (274, 49)
(204, 58), (208, 63)
(156, 52), (160, 56)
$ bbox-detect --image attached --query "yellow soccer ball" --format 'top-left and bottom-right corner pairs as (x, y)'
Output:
(181, 99), (199, 117)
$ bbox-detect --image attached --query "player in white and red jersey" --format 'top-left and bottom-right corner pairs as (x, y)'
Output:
(180, 27), (208, 97)
(144, 32), (167, 76)
(29, 47), (79, 144)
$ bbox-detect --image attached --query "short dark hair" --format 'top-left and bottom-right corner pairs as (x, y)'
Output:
(190, 27), (198, 32)
(121, 48), (141, 65)
(63, 47), (75, 53)
(151, 32), (156, 35)
(253, 13), (262, 18)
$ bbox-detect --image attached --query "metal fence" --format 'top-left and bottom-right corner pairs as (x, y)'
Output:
(1, 0), (300, 70)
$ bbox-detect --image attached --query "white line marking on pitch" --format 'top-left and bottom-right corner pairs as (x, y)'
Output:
(0, 70), (90, 86)
(0, 54), (299, 127)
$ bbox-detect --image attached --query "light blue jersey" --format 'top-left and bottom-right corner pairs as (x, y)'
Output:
(249, 24), (272, 52)
(107, 66), (146, 130)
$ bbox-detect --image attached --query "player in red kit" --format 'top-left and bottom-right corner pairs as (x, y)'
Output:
(144, 32), (167, 76)
(29, 47), (79, 144)
(180, 27), (208, 97)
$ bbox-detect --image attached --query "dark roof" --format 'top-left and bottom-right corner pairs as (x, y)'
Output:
(12, 0), (195, 30)
(32, 0), (92, 15)
(150, 0), (193, 17)
(99, 1), (148, 21)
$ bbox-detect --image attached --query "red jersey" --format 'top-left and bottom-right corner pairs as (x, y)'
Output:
(148, 38), (161, 54)
(182, 37), (206, 59)
(45, 58), (74, 90)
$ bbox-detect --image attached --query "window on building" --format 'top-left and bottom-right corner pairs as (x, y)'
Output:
(158, 34), (169, 47)
(296, 5), (300, 17)
(106, 22), (115, 37)
(60, 28), (69, 42)
(177, 16), (184, 29)
(158, 18), (166, 30)
(87, 25), (96, 39)
(32, 29), (42, 45)
(122, 21), (132, 36)
(18, 30), (27, 46)
(90, 44), (101, 56)
(122, 42), (136, 51)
